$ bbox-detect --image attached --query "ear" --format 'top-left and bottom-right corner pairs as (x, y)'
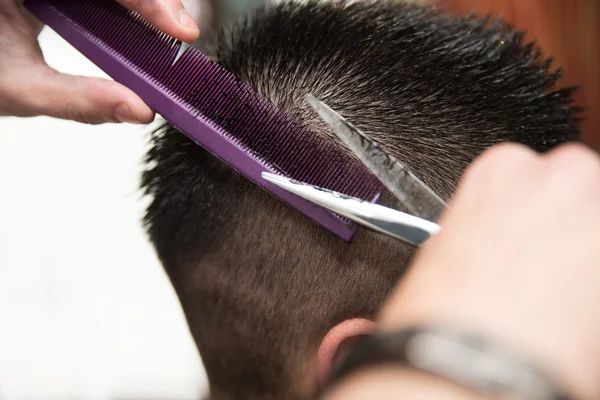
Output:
(317, 318), (376, 385)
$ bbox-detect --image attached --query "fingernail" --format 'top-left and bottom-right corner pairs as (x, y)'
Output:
(179, 8), (196, 29)
(115, 104), (142, 124)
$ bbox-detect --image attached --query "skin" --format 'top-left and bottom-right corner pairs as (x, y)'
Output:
(143, 3), (579, 398)
(0, 0), (199, 124)
(3, 2), (591, 397)
(325, 142), (600, 400)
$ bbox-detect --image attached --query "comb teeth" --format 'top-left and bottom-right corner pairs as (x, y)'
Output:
(26, 0), (385, 240)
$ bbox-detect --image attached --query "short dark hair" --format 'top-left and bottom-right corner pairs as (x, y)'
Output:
(141, 1), (580, 398)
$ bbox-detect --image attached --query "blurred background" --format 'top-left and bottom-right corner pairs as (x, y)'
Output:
(0, 0), (598, 399)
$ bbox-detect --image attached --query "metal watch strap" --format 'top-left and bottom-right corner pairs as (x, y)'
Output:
(328, 325), (574, 400)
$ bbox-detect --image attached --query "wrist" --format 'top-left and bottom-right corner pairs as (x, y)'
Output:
(324, 366), (485, 400)
(377, 249), (600, 400)
(327, 324), (580, 400)
(378, 313), (599, 400)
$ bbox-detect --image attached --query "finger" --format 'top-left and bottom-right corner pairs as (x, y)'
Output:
(18, 3), (45, 37)
(544, 142), (600, 174)
(453, 143), (539, 204)
(542, 143), (600, 202)
(462, 143), (538, 188)
(116, 0), (200, 43)
(18, 67), (154, 124)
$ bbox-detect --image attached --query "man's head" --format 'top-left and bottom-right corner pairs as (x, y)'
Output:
(141, 1), (580, 399)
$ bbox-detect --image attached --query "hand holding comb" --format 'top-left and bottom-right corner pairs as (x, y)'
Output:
(25, 0), (386, 241)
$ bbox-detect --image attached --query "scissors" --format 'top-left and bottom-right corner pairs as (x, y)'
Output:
(261, 94), (447, 246)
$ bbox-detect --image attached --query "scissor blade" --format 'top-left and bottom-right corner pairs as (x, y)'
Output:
(172, 42), (190, 66)
(306, 95), (447, 222)
(262, 172), (440, 246)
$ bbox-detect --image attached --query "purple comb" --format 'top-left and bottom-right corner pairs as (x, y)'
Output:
(25, 0), (385, 241)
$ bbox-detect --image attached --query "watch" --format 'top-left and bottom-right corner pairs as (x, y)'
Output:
(329, 325), (573, 400)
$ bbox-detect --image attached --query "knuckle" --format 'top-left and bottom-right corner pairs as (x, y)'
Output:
(125, 0), (161, 18)
(478, 142), (537, 168)
(118, 0), (139, 8)
(119, 0), (146, 13)
(462, 142), (537, 185)
(66, 79), (114, 124)
(547, 143), (600, 170)
(542, 143), (600, 195)
(64, 101), (90, 124)
(547, 144), (600, 176)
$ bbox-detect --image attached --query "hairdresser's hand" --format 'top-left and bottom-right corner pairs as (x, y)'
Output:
(0, 0), (199, 124)
(326, 143), (600, 400)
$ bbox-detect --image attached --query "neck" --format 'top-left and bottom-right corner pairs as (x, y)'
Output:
(206, 387), (312, 400)
(207, 388), (257, 400)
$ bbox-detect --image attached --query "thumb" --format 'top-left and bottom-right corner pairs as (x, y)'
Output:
(116, 0), (200, 44)
(21, 67), (155, 124)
